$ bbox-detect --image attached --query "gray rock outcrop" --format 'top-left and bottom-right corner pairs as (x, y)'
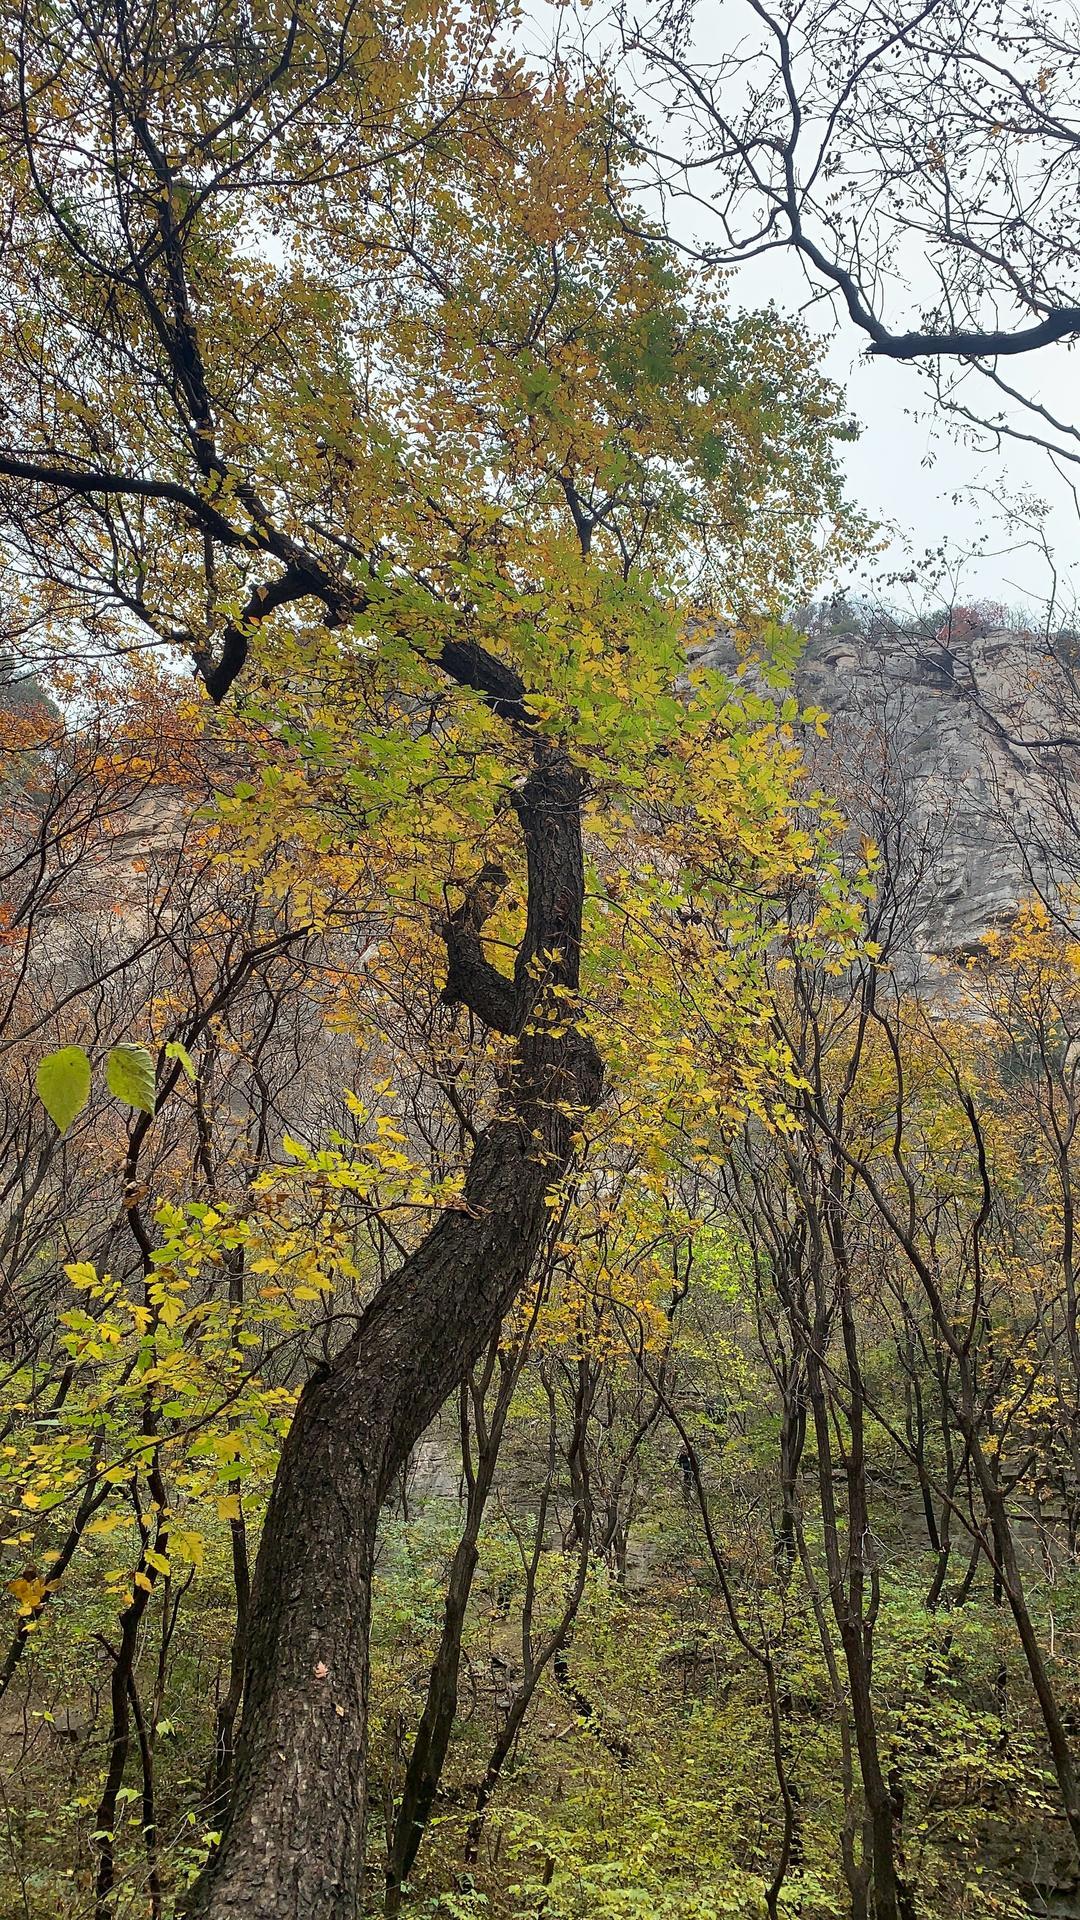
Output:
(689, 619), (1080, 965)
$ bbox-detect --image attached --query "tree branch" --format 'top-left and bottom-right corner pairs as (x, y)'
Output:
(441, 863), (517, 1033)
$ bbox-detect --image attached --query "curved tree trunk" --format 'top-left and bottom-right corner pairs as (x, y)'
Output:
(186, 746), (602, 1920)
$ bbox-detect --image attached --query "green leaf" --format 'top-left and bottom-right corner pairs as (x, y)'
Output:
(36, 1046), (91, 1134)
(164, 1039), (197, 1083)
(105, 1043), (156, 1114)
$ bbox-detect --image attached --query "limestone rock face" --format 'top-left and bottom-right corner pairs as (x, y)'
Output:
(687, 622), (1079, 963)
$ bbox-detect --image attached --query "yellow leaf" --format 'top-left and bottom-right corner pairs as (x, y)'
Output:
(8, 1575), (47, 1615)
(87, 1512), (127, 1537)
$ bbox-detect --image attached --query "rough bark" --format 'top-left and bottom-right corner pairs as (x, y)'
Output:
(186, 746), (602, 1920)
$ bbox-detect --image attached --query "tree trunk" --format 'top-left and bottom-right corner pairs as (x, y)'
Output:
(186, 747), (602, 1920)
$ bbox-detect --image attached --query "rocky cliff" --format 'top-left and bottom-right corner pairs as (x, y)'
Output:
(689, 620), (1079, 964)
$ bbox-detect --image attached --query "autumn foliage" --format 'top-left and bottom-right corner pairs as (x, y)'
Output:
(0, 2), (1077, 1918)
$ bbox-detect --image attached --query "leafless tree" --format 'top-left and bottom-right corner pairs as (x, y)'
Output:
(623, 0), (1080, 467)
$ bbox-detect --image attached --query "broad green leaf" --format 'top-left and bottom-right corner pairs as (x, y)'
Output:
(105, 1043), (156, 1114)
(36, 1046), (91, 1134)
(164, 1039), (197, 1083)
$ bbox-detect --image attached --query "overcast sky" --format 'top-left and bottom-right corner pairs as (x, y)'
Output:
(537, 1), (1080, 625)
(727, 249), (1080, 622)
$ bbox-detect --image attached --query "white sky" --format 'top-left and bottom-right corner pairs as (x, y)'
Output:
(534, 0), (1080, 624)
(730, 248), (1080, 622)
